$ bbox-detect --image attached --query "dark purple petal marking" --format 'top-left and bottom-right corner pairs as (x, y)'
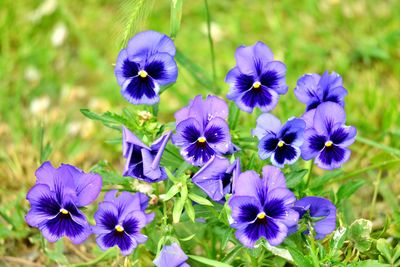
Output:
(241, 87), (273, 108)
(34, 194), (61, 218)
(309, 134), (326, 152)
(204, 125), (225, 144)
(185, 141), (215, 164)
(125, 76), (157, 101)
(122, 218), (139, 235)
(45, 204), (85, 239)
(102, 231), (133, 252)
(319, 145), (345, 165)
(235, 74), (254, 93)
(260, 71), (279, 89)
(262, 137), (279, 152)
(330, 127), (349, 144)
(145, 60), (167, 80)
(99, 211), (119, 231)
(237, 203), (259, 223)
(182, 124), (201, 144)
(281, 132), (297, 144)
(273, 144), (298, 165)
(122, 60), (140, 78)
(264, 199), (286, 219)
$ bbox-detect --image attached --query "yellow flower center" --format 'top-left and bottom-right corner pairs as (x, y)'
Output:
(138, 70), (148, 78)
(277, 140), (285, 147)
(253, 81), (261, 89)
(325, 140), (333, 147)
(60, 208), (69, 215)
(198, 137), (206, 143)
(115, 225), (124, 232)
(257, 212), (266, 219)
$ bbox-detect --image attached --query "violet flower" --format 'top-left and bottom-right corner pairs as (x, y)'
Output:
(123, 126), (171, 182)
(93, 190), (154, 256)
(228, 166), (299, 247)
(153, 243), (189, 267)
(192, 155), (240, 201)
(294, 196), (336, 239)
(25, 162), (102, 244)
(114, 30), (178, 105)
(253, 114), (305, 168)
(294, 71), (347, 111)
(301, 102), (357, 170)
(225, 41), (288, 113)
(172, 95), (232, 166)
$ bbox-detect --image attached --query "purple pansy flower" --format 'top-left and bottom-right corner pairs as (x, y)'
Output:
(301, 102), (357, 170)
(225, 41), (288, 113)
(294, 71), (347, 111)
(26, 162), (102, 244)
(294, 196), (336, 239)
(153, 243), (189, 267)
(192, 155), (240, 201)
(229, 166), (299, 247)
(172, 95), (232, 166)
(114, 30), (178, 105)
(93, 190), (154, 256)
(253, 114), (305, 168)
(123, 126), (171, 182)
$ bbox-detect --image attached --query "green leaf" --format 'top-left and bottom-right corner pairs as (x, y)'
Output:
(45, 240), (69, 265)
(80, 109), (127, 130)
(188, 193), (213, 206)
(376, 238), (392, 262)
(179, 234), (196, 242)
(175, 50), (214, 89)
(349, 219), (373, 252)
(185, 198), (195, 222)
(350, 260), (389, 267)
(336, 180), (366, 204)
(221, 244), (242, 264)
(264, 242), (293, 262)
(330, 227), (348, 252)
(120, 0), (155, 48)
(173, 196), (185, 224)
(161, 184), (180, 201)
(356, 136), (400, 157)
(287, 246), (313, 267)
(285, 169), (308, 189)
(188, 255), (232, 267)
(170, 0), (183, 38)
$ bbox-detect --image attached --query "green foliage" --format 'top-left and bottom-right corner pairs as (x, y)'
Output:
(349, 219), (373, 252)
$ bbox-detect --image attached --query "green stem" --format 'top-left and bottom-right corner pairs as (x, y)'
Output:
(204, 0), (218, 93)
(328, 158), (400, 185)
(70, 249), (114, 267)
(369, 170), (382, 219)
(304, 159), (314, 188)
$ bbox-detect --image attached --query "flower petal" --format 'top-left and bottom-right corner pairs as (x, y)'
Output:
(271, 144), (300, 168)
(261, 165), (287, 191)
(294, 73), (321, 106)
(153, 243), (188, 267)
(145, 53), (178, 86)
(236, 86), (279, 113)
(260, 61), (288, 94)
(121, 76), (160, 105)
(204, 117), (231, 154)
(301, 128), (326, 160)
(235, 41), (274, 75)
(313, 102), (346, 135)
(192, 155), (230, 201)
(315, 146), (350, 170)
(252, 113), (281, 140)
(114, 49), (139, 86)
(127, 30), (176, 59)
(172, 118), (202, 147)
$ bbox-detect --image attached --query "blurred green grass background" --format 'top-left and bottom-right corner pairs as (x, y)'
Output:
(0, 0), (399, 263)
